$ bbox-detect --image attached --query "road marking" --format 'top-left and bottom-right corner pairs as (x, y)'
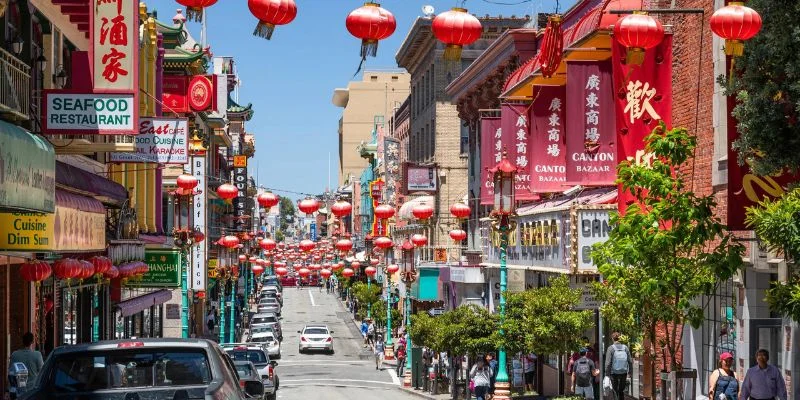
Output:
(281, 383), (396, 390)
(280, 378), (398, 386)
(279, 363), (371, 367)
(308, 290), (316, 306)
(278, 359), (369, 364)
(387, 368), (400, 385)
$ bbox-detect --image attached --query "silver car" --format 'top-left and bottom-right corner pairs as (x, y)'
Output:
(250, 331), (281, 359)
(251, 313), (282, 340)
(298, 325), (334, 354)
(257, 298), (281, 316)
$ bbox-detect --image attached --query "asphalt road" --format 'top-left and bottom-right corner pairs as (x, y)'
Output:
(271, 285), (415, 400)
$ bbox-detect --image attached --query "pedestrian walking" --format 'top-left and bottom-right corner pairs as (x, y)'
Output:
(740, 349), (787, 400)
(206, 307), (216, 335)
(523, 353), (537, 393)
(470, 358), (492, 400)
(360, 319), (369, 348)
(7, 332), (44, 387)
(374, 336), (385, 370)
(396, 345), (407, 376)
(485, 353), (498, 395)
(604, 332), (632, 400)
(708, 352), (738, 400)
(572, 348), (600, 399)
(367, 319), (376, 346)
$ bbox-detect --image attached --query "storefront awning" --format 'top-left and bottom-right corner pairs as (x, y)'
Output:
(517, 188), (616, 216)
(0, 120), (55, 213)
(398, 195), (435, 221)
(116, 289), (173, 317)
(56, 161), (128, 206)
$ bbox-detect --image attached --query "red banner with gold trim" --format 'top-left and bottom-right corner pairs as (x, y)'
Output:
(501, 103), (537, 201)
(529, 85), (567, 193)
(480, 116), (502, 205)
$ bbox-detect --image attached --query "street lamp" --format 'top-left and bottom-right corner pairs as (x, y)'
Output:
(11, 35), (23, 56)
(364, 234), (373, 317)
(488, 149), (518, 400)
(400, 239), (416, 387)
(171, 177), (199, 339)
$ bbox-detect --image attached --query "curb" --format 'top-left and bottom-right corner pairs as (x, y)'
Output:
(398, 387), (441, 400)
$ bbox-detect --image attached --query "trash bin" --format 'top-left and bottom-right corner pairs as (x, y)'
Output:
(411, 346), (423, 388)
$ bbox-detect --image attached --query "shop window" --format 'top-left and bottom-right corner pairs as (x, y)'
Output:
(700, 279), (736, 395)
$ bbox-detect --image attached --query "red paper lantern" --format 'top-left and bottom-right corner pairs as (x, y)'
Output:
(412, 203), (434, 221)
(449, 229), (467, 242)
(710, 2), (762, 57)
(370, 259), (380, 266)
(216, 184), (239, 200)
(613, 12), (665, 65)
(193, 230), (205, 244)
(331, 201), (353, 218)
(299, 239), (316, 252)
(19, 260), (52, 282)
(78, 260), (95, 280)
(450, 203), (471, 219)
(351, 261), (361, 270)
(365, 266), (377, 277)
(346, 2), (396, 59)
(54, 258), (81, 280)
(222, 235), (240, 249)
(260, 238), (277, 251)
(386, 264), (399, 274)
(247, 0), (297, 40)
(342, 267), (355, 278)
(330, 262), (343, 271)
(539, 14), (564, 78)
(275, 266), (288, 276)
(374, 204), (395, 220)
(257, 192), (280, 208)
(238, 254), (247, 262)
(411, 234), (428, 247)
(320, 269), (332, 279)
(374, 236), (393, 249)
(176, 174), (199, 190)
(432, 7), (482, 61)
(90, 256), (111, 276)
(335, 239), (354, 253)
(249, 256), (257, 263)
(298, 198), (320, 215)
(297, 267), (311, 277)
(175, 0), (217, 22)
(252, 265), (265, 276)
(196, 291), (206, 299)
(104, 266), (120, 280)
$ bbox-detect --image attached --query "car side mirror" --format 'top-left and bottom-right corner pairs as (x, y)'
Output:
(297, 330), (301, 333)
(244, 381), (264, 397)
(270, 360), (278, 367)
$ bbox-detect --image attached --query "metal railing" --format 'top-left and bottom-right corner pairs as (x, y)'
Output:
(0, 47), (31, 120)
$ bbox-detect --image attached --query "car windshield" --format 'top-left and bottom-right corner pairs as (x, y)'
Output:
(260, 299), (277, 304)
(50, 350), (211, 391)
(234, 364), (253, 379)
(225, 350), (267, 365)
(251, 326), (274, 334)
(303, 328), (328, 335)
(250, 335), (275, 343)
(252, 316), (277, 324)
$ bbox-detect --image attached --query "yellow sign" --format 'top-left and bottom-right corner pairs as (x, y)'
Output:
(208, 258), (218, 278)
(233, 155), (247, 168)
(434, 248), (447, 263)
(0, 206), (105, 251)
(0, 212), (54, 251)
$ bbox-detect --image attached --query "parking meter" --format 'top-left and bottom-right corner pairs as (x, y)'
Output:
(8, 362), (29, 397)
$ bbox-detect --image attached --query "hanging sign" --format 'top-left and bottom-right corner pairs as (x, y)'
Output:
(43, 92), (137, 135)
(529, 85), (567, 193)
(0, 122), (55, 212)
(571, 207), (613, 272)
(480, 115), (501, 205)
(91, 0), (137, 93)
(110, 118), (188, 163)
(612, 36), (673, 211)
(131, 250), (181, 287)
(189, 156), (207, 290)
(233, 165), (248, 232)
(188, 75), (216, 111)
(565, 60), (617, 186)
(500, 103), (536, 200)
(162, 76), (189, 113)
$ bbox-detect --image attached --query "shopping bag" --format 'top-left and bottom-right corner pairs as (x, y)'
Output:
(469, 380), (475, 392)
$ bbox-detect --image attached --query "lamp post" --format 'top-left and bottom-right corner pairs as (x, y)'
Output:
(384, 262), (398, 346)
(401, 239), (416, 387)
(229, 258), (236, 343)
(488, 150), (518, 400)
(364, 235), (373, 318)
(171, 179), (198, 340)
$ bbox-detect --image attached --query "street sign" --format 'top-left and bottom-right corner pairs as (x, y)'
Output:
(310, 222), (317, 241)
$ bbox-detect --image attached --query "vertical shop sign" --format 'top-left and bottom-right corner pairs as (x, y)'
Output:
(500, 103), (536, 200)
(565, 61), (617, 186)
(529, 85), (567, 193)
(612, 36), (673, 211)
(233, 164), (247, 232)
(189, 156), (206, 290)
(384, 138), (401, 207)
(92, 0), (137, 93)
(480, 116), (501, 205)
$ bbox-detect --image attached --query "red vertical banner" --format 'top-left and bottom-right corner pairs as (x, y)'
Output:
(529, 85), (567, 193)
(612, 36), (673, 209)
(501, 103), (536, 200)
(480, 116), (502, 205)
(565, 60), (617, 186)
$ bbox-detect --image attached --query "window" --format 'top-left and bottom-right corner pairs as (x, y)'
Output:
(302, 328), (329, 335)
(460, 123), (469, 155)
(370, 75), (378, 81)
(225, 349), (268, 364)
(700, 279), (737, 395)
(391, 76), (399, 81)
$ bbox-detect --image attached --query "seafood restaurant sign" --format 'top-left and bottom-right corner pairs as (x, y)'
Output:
(110, 118), (188, 164)
(43, 92), (137, 135)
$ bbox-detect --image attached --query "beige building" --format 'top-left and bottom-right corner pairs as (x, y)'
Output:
(332, 71), (411, 186)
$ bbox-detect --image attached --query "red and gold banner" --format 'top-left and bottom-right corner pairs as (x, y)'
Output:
(162, 76), (189, 113)
(480, 116), (501, 205)
(612, 36), (673, 210)
(565, 60), (617, 186)
(501, 103), (536, 201)
(529, 85), (567, 193)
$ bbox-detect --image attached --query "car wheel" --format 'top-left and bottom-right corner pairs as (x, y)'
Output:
(267, 394), (276, 400)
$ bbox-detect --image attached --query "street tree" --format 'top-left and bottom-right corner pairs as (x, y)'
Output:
(746, 188), (800, 322)
(279, 197), (295, 232)
(591, 124), (744, 381)
(351, 282), (381, 318)
(370, 300), (401, 333)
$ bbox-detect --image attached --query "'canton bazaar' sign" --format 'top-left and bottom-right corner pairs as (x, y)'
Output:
(92, 0), (137, 93)
(529, 85), (567, 193)
(43, 92), (137, 135)
(480, 116), (501, 204)
(110, 118), (188, 163)
(500, 103), (536, 201)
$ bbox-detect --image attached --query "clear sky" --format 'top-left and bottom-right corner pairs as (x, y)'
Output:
(147, 0), (567, 200)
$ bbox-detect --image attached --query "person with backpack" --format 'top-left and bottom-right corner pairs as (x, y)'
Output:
(367, 319), (376, 346)
(470, 358), (493, 400)
(605, 332), (632, 400)
(572, 348), (600, 399)
(709, 352), (739, 400)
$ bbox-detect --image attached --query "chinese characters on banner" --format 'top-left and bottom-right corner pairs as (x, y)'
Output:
(92, 0), (136, 92)
(565, 61), (617, 186)
(234, 164), (248, 232)
(612, 36), (673, 211)
(162, 76), (189, 113)
(480, 116), (501, 205)
(529, 85), (567, 192)
(500, 103), (536, 201)
(188, 156), (207, 291)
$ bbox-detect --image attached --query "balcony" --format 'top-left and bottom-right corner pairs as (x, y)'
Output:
(0, 47), (31, 121)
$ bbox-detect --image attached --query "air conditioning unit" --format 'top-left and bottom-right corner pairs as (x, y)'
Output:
(749, 239), (785, 272)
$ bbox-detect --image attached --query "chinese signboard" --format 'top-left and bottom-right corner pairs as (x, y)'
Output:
(233, 164), (247, 232)
(433, 248), (447, 263)
(92, 0), (137, 93)
(310, 222), (317, 241)
(130, 250), (181, 287)
(405, 163), (437, 192)
(612, 36), (673, 211)
(529, 85), (567, 193)
(571, 207), (613, 272)
(162, 76), (189, 113)
(189, 75), (215, 111)
(43, 92), (137, 135)
(0, 123), (55, 212)
(188, 156), (207, 290)
(110, 118), (188, 163)
(383, 138), (401, 207)
(480, 115), (501, 205)
(565, 61), (617, 186)
(233, 155), (247, 168)
(500, 103), (536, 200)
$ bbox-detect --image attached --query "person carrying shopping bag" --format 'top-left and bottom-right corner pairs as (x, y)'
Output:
(470, 358), (492, 400)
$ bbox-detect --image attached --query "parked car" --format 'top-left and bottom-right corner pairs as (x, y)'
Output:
(247, 325), (278, 342)
(20, 338), (249, 399)
(251, 313), (282, 341)
(232, 361), (267, 400)
(298, 325), (334, 354)
(257, 298), (281, 316)
(224, 345), (278, 400)
(262, 277), (282, 291)
(249, 331), (281, 359)
(259, 287), (282, 305)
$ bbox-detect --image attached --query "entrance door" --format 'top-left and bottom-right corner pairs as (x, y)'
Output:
(748, 318), (783, 369)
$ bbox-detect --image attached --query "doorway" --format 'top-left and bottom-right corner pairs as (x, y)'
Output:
(748, 318), (783, 369)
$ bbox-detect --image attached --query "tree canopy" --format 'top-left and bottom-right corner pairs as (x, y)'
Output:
(409, 305), (498, 357)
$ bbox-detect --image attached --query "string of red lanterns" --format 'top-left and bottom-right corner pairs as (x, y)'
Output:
(346, 2), (396, 60)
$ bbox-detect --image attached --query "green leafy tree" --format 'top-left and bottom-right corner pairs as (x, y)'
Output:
(275, 230), (285, 243)
(279, 197), (295, 233)
(370, 300), (402, 331)
(721, 0), (800, 176)
(409, 312), (441, 350)
(591, 124), (744, 379)
(351, 282), (381, 308)
(746, 187), (800, 322)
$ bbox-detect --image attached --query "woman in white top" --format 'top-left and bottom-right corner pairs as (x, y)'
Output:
(470, 359), (493, 400)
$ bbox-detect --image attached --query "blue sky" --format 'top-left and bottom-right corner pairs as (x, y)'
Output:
(148, 0), (566, 200)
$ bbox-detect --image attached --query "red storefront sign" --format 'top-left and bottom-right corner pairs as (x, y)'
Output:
(501, 103), (536, 201)
(188, 75), (216, 111)
(529, 85), (567, 193)
(565, 60), (617, 186)
(162, 76), (189, 113)
(91, 0), (137, 93)
(480, 116), (501, 205)
(612, 36), (673, 210)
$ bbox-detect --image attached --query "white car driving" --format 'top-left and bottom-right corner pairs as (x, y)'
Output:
(298, 325), (334, 354)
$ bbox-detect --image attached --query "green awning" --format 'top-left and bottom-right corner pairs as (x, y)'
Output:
(0, 120), (55, 212)
(412, 268), (440, 301)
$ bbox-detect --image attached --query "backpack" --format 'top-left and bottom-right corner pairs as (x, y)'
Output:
(611, 344), (629, 374)
(575, 358), (593, 387)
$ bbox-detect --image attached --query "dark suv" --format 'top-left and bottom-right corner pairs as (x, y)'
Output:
(20, 338), (252, 399)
